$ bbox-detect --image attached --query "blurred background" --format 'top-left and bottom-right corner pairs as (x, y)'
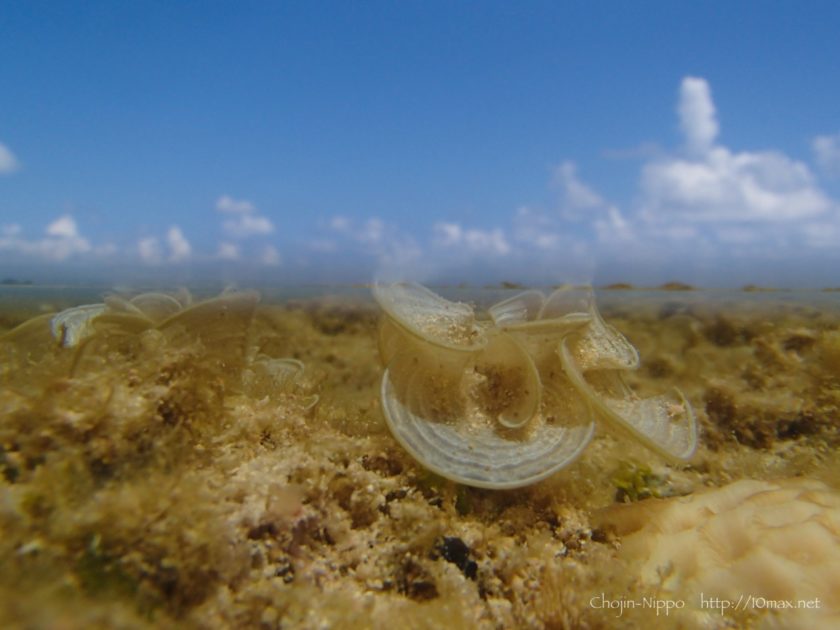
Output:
(2, 1), (840, 287)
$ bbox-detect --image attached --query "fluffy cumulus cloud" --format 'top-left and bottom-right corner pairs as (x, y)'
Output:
(498, 75), (840, 282)
(320, 215), (422, 275)
(641, 77), (834, 230)
(553, 161), (613, 219)
(216, 195), (275, 239)
(166, 226), (191, 262)
(0, 214), (93, 261)
(0, 141), (19, 174)
(678, 77), (718, 156)
(512, 206), (564, 250)
(42, 215), (92, 259)
(318, 215), (526, 282)
(216, 195), (256, 214)
(137, 236), (164, 264)
(5, 78), (839, 284)
(223, 214), (274, 238)
(137, 225), (192, 264)
(46, 215), (82, 239)
(512, 162), (630, 269)
(433, 222), (511, 256)
(642, 150), (831, 224)
(212, 194), (281, 265)
(549, 162), (634, 244)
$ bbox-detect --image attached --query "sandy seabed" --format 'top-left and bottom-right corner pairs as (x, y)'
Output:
(1, 286), (839, 629)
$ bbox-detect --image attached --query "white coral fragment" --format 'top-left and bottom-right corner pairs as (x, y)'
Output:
(559, 340), (696, 461)
(598, 479), (840, 629)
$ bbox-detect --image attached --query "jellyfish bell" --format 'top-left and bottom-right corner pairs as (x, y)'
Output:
(374, 281), (697, 488)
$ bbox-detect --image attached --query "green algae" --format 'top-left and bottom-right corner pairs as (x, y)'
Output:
(610, 461), (667, 503)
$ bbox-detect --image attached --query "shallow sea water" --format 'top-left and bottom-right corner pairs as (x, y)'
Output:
(1, 284), (839, 629)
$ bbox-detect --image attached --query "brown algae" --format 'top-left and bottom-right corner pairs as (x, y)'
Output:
(0, 286), (839, 628)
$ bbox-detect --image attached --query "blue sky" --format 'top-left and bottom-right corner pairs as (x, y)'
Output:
(2, 1), (840, 286)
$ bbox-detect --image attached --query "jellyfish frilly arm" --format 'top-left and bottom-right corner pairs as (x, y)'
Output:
(558, 338), (698, 462)
(474, 331), (542, 429)
(372, 281), (486, 351)
(541, 285), (640, 370)
(128, 292), (184, 321)
(156, 290), (260, 376)
(1, 312), (55, 345)
(157, 291), (259, 338)
(488, 290), (545, 327)
(377, 285), (543, 431)
(575, 318), (640, 371)
(373, 281), (702, 488)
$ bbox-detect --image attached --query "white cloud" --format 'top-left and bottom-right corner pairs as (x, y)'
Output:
(513, 160), (628, 255)
(679, 77), (719, 155)
(138, 236), (163, 264)
(549, 161), (628, 242)
(379, 235), (423, 269)
(216, 241), (282, 267)
(0, 142), (19, 174)
(46, 238), (92, 261)
(421, 208), (593, 283)
(217, 242), (240, 260)
(216, 195), (256, 214)
(433, 222), (511, 256)
(504, 76), (840, 283)
(813, 134), (840, 177)
(46, 215), (81, 238)
(465, 228), (510, 256)
(41, 215), (92, 260)
(639, 77), (834, 237)
(223, 214), (275, 238)
(360, 218), (385, 244)
(137, 228), (191, 264)
(216, 195), (275, 238)
(593, 206), (635, 243)
(552, 161), (606, 216)
(641, 147), (831, 223)
(433, 222), (462, 246)
(166, 226), (191, 262)
(321, 215), (423, 274)
(512, 207), (562, 250)
(0, 215), (91, 261)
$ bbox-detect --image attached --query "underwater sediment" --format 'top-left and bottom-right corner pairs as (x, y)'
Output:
(1, 286), (839, 629)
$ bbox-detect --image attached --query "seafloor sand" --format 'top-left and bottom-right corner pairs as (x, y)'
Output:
(1, 286), (839, 629)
